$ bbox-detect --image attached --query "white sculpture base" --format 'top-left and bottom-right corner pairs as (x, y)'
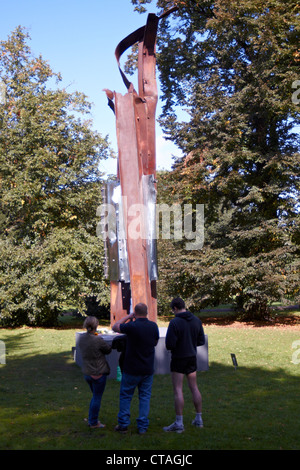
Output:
(74, 327), (208, 379)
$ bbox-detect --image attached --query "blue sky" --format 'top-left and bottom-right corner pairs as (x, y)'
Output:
(0, 0), (182, 175)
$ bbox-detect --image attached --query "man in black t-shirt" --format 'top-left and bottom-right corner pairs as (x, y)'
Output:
(112, 303), (159, 434)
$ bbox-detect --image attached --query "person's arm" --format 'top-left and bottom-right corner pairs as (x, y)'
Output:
(197, 321), (205, 346)
(97, 336), (112, 354)
(165, 321), (177, 351)
(112, 312), (135, 333)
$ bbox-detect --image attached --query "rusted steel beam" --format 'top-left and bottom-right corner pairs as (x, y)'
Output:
(115, 90), (154, 313)
(110, 281), (128, 324)
(136, 14), (159, 177)
(104, 9), (177, 324)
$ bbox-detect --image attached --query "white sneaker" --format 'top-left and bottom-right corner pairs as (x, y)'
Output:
(192, 417), (204, 428)
(163, 422), (184, 433)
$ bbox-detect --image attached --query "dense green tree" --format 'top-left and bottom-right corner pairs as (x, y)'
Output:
(0, 27), (110, 326)
(132, 1), (300, 317)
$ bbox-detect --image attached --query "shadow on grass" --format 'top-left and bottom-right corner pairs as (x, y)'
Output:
(0, 329), (299, 450)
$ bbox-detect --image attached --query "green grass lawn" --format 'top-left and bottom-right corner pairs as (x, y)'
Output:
(0, 320), (300, 450)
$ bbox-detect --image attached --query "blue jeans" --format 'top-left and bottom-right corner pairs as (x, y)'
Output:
(84, 374), (107, 426)
(118, 373), (154, 432)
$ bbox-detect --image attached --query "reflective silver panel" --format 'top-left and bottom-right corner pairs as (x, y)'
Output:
(101, 175), (157, 282)
(101, 182), (130, 282)
(142, 174), (158, 281)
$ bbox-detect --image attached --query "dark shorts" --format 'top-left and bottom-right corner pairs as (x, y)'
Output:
(170, 356), (197, 375)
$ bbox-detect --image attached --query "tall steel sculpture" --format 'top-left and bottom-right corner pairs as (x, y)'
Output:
(103, 9), (177, 324)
